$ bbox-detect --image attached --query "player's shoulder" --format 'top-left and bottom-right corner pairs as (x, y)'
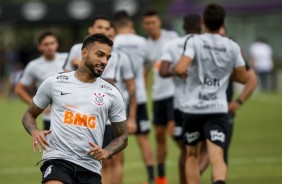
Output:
(70, 43), (83, 51)
(52, 71), (73, 82)
(25, 56), (44, 68)
(98, 78), (122, 95)
(162, 29), (179, 38)
(56, 52), (68, 60)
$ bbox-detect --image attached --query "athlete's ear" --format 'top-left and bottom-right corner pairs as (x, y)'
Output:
(81, 48), (88, 59)
(88, 26), (93, 35)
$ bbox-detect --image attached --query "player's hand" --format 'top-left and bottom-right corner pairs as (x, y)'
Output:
(127, 117), (137, 134)
(228, 101), (241, 113)
(43, 105), (51, 115)
(31, 129), (52, 153)
(167, 121), (175, 137)
(86, 142), (110, 160)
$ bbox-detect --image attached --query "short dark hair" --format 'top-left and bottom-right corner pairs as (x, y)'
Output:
(112, 10), (132, 28)
(82, 34), (113, 50)
(37, 31), (57, 45)
(91, 15), (110, 26)
(183, 14), (201, 34)
(203, 3), (226, 31)
(143, 9), (158, 17)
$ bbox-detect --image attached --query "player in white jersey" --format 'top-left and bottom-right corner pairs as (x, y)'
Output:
(101, 25), (137, 184)
(142, 10), (178, 184)
(113, 11), (155, 184)
(160, 14), (202, 184)
(15, 31), (67, 130)
(22, 34), (128, 184)
(175, 4), (249, 184)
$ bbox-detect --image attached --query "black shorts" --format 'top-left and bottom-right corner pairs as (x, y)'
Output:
(136, 103), (150, 135)
(173, 109), (184, 141)
(43, 120), (50, 130)
(182, 113), (229, 149)
(40, 159), (101, 184)
(153, 97), (174, 126)
(224, 112), (235, 164)
(102, 124), (115, 148)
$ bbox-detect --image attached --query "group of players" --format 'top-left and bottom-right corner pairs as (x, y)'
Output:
(16, 3), (257, 184)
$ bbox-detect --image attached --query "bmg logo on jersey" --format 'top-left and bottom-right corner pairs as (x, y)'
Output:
(63, 110), (97, 129)
(93, 92), (106, 107)
(204, 77), (220, 87)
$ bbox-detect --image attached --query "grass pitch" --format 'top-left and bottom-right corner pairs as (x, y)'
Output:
(0, 92), (282, 183)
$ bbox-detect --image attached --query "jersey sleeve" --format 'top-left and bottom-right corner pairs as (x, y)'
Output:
(102, 55), (118, 80)
(19, 62), (35, 86)
(109, 90), (127, 123)
(33, 76), (53, 109)
(233, 43), (246, 68)
(121, 53), (134, 80)
(183, 37), (195, 59)
(160, 42), (173, 62)
(64, 45), (81, 71)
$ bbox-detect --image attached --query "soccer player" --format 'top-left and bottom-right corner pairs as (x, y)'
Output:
(113, 11), (155, 184)
(175, 4), (249, 184)
(22, 34), (128, 184)
(15, 31), (67, 130)
(160, 14), (202, 184)
(142, 10), (178, 184)
(199, 25), (258, 174)
(101, 25), (137, 184)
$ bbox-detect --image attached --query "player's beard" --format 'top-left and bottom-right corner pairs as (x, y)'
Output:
(85, 58), (105, 78)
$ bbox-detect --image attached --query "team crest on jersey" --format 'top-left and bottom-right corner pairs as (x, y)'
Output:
(93, 92), (106, 106)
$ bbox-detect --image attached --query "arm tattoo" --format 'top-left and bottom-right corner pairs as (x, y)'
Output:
(22, 102), (44, 135)
(104, 120), (128, 156)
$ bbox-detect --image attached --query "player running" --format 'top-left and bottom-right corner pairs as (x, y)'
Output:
(22, 34), (128, 184)
(160, 14), (202, 184)
(142, 10), (178, 184)
(175, 4), (249, 184)
(15, 31), (67, 130)
(113, 11), (155, 184)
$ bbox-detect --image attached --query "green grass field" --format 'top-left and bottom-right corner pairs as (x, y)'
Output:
(0, 92), (282, 184)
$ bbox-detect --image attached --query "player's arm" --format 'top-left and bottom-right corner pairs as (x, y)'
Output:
(175, 55), (192, 78)
(86, 120), (128, 160)
(15, 83), (33, 104)
(229, 68), (257, 112)
(160, 61), (172, 77)
(125, 78), (137, 134)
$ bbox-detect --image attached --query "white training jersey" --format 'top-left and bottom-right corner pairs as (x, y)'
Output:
(180, 33), (245, 114)
(147, 29), (178, 100)
(160, 35), (192, 109)
(114, 33), (147, 104)
(19, 53), (68, 120)
(33, 72), (126, 175)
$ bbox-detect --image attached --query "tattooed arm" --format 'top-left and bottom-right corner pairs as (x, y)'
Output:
(125, 78), (137, 134)
(86, 120), (128, 160)
(22, 101), (52, 152)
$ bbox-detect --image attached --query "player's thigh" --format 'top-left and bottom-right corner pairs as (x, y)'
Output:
(76, 168), (102, 184)
(136, 103), (151, 134)
(182, 113), (205, 146)
(204, 113), (229, 149)
(41, 159), (74, 184)
(153, 99), (167, 125)
(44, 181), (64, 184)
(173, 109), (184, 141)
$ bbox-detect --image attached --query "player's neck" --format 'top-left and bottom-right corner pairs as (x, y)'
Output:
(150, 29), (161, 40)
(117, 27), (133, 34)
(204, 27), (220, 34)
(75, 67), (97, 83)
(43, 54), (55, 61)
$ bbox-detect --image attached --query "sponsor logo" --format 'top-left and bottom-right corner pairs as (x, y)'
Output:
(199, 92), (217, 101)
(139, 120), (150, 132)
(210, 130), (225, 142)
(57, 75), (68, 80)
(100, 84), (112, 90)
(63, 110), (97, 129)
(203, 45), (226, 52)
(61, 92), (72, 95)
(174, 127), (183, 137)
(204, 77), (220, 87)
(93, 92), (106, 107)
(43, 165), (53, 178)
(185, 131), (200, 143)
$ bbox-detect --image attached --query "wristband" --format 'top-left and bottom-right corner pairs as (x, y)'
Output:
(236, 98), (244, 105)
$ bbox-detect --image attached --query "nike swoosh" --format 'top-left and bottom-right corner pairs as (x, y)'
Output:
(61, 92), (72, 95)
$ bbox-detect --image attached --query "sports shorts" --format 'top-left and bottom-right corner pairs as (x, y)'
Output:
(153, 96), (175, 126)
(135, 103), (150, 135)
(40, 159), (101, 184)
(224, 112), (235, 164)
(43, 120), (50, 131)
(102, 124), (115, 148)
(182, 113), (229, 149)
(173, 109), (184, 140)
